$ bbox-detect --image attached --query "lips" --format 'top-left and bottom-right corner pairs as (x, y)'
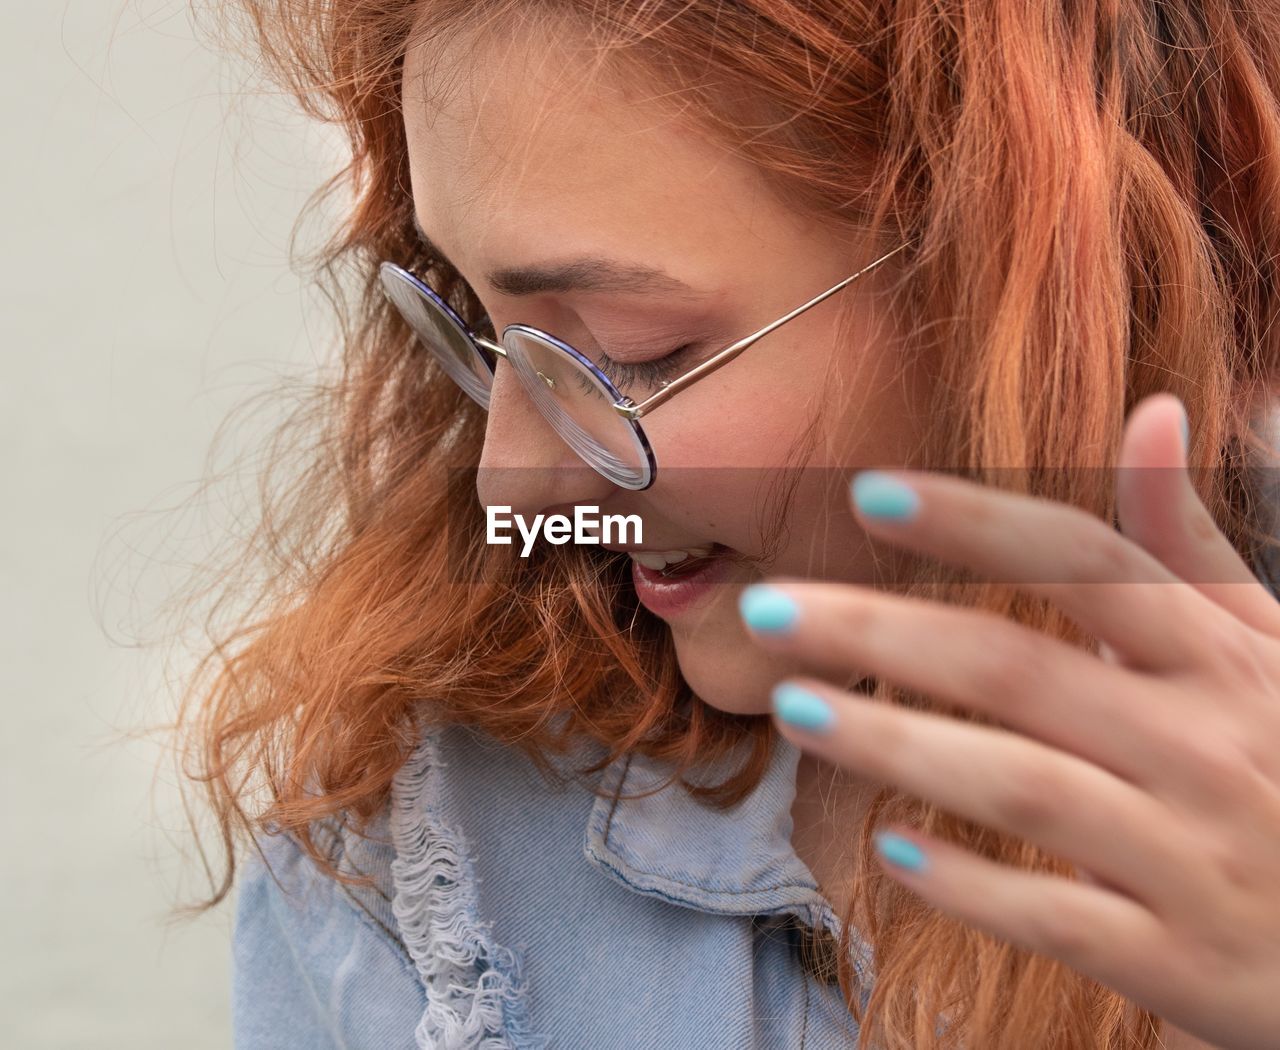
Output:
(627, 542), (735, 617)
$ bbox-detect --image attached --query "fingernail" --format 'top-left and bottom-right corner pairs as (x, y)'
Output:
(851, 471), (920, 521)
(1178, 401), (1190, 453)
(771, 682), (835, 733)
(874, 831), (928, 872)
(739, 585), (800, 633)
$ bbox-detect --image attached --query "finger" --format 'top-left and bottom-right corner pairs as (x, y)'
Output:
(866, 828), (1184, 1022)
(846, 466), (1237, 674)
(1114, 392), (1280, 640)
(740, 580), (1178, 791)
(770, 678), (1211, 916)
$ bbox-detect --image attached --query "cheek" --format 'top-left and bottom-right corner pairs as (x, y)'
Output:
(650, 366), (822, 472)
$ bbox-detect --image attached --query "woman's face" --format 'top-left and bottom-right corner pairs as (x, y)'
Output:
(401, 25), (932, 714)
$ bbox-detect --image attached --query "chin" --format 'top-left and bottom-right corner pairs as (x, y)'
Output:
(668, 603), (803, 717)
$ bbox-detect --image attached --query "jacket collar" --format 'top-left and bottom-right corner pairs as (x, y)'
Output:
(582, 730), (850, 943)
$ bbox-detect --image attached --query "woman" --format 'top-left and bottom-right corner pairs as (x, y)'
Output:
(174, 0), (1280, 1047)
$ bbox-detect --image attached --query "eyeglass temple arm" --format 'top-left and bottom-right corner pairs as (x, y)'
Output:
(474, 335), (507, 357)
(612, 241), (911, 421)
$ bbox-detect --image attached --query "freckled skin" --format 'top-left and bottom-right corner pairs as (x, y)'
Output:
(400, 21), (933, 719)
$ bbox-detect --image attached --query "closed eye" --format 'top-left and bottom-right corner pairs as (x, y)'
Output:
(565, 345), (696, 402)
(589, 343), (698, 394)
(472, 309), (692, 390)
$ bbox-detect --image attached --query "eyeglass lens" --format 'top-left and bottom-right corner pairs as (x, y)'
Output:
(379, 264), (653, 489)
(379, 264), (495, 409)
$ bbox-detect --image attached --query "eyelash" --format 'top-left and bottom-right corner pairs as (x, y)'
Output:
(471, 307), (696, 393)
(593, 343), (696, 391)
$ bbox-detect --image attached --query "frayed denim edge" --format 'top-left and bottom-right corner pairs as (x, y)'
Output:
(389, 725), (549, 1050)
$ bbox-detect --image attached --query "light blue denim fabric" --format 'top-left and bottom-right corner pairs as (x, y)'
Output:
(231, 720), (875, 1048)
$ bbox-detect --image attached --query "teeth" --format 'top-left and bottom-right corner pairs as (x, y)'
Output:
(627, 546), (716, 571)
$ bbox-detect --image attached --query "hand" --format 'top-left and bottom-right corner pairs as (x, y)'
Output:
(737, 392), (1280, 1050)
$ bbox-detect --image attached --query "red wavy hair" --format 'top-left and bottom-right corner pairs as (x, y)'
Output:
(164, 1), (1280, 1046)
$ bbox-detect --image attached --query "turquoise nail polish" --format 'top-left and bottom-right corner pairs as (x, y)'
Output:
(771, 682), (835, 733)
(851, 471), (920, 521)
(739, 585), (800, 633)
(874, 831), (928, 872)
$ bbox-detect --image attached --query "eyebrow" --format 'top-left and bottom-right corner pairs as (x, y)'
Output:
(412, 216), (709, 300)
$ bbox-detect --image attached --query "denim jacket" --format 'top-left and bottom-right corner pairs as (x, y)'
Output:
(231, 718), (875, 1048)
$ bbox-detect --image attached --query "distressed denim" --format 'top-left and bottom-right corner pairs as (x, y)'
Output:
(231, 720), (875, 1048)
(230, 446), (1280, 1047)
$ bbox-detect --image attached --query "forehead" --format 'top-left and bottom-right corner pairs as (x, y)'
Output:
(399, 21), (780, 272)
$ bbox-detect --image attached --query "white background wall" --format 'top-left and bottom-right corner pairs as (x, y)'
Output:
(3, 2), (347, 1045)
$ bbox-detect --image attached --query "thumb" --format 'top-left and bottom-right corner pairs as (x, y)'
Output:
(1115, 391), (1280, 636)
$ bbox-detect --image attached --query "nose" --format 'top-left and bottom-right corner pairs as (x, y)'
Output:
(475, 355), (616, 519)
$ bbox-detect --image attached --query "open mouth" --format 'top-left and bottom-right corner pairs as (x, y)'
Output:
(624, 542), (737, 618)
(623, 542), (730, 577)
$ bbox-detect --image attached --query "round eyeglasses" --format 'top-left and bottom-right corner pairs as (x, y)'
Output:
(378, 241), (910, 491)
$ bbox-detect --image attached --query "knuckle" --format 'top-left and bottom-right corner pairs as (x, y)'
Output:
(989, 753), (1069, 831)
(962, 620), (1044, 711)
(1044, 509), (1136, 591)
(863, 705), (916, 779)
(1179, 731), (1255, 803)
(1186, 502), (1222, 546)
(1203, 621), (1270, 692)
(1022, 894), (1101, 960)
(826, 592), (879, 644)
(1200, 831), (1256, 898)
(1066, 530), (1133, 586)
